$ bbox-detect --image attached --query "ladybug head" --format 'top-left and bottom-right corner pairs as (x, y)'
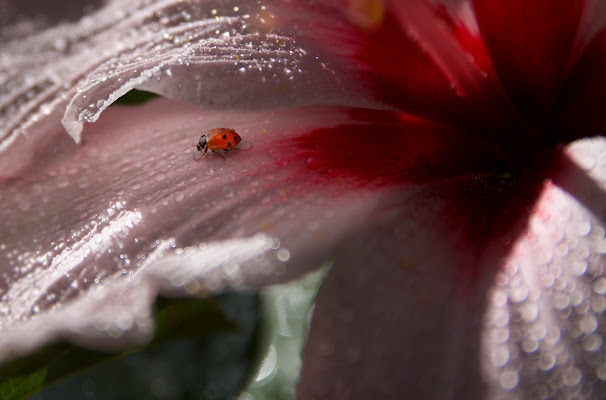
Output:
(197, 135), (207, 151)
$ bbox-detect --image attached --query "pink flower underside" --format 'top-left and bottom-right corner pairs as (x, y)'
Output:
(298, 140), (606, 399)
(2, 101), (606, 398)
(2, 0), (606, 398)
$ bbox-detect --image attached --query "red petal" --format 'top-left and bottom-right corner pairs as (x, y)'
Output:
(285, 1), (530, 155)
(473, 0), (586, 120)
(280, 1), (495, 130)
(353, 12), (464, 119)
(433, 3), (497, 84)
(556, 30), (606, 140)
(291, 109), (514, 187)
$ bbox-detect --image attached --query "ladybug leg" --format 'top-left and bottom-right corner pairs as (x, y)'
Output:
(212, 150), (226, 160)
(195, 146), (208, 162)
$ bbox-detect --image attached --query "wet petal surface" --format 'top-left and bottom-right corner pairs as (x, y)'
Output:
(0, 98), (383, 361)
(299, 137), (606, 399)
(0, 0), (364, 177)
(3, 1), (606, 399)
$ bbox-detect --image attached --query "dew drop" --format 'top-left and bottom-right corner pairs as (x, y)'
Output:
(252, 345), (277, 384)
(538, 353), (556, 371)
(499, 370), (519, 390)
(40, 104), (53, 115)
(306, 157), (324, 169)
(53, 38), (67, 51)
(521, 338), (539, 353)
(573, 147), (597, 170)
(563, 367), (582, 386)
(277, 248), (290, 262)
(56, 178), (69, 188)
(491, 346), (509, 367)
(593, 278), (606, 294)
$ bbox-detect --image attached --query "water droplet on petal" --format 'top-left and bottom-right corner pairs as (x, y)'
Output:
(277, 248), (290, 262)
(306, 157), (324, 169)
(40, 104), (53, 115)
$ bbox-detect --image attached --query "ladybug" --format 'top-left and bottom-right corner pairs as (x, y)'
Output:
(196, 128), (242, 160)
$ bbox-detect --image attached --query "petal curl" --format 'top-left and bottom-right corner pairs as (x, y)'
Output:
(0, 0), (364, 177)
(0, 98), (386, 362)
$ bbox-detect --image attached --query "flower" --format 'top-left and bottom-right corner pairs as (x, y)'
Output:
(1, 0), (606, 398)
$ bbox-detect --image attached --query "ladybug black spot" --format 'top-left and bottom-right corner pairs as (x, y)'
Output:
(222, 134), (227, 139)
(227, 142), (232, 147)
(234, 136), (238, 141)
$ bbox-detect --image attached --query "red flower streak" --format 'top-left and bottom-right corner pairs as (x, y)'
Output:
(285, 0), (606, 266)
(282, 1), (606, 396)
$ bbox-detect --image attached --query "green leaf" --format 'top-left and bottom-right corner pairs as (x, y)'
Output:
(112, 90), (158, 106)
(243, 263), (331, 400)
(0, 293), (260, 400)
(0, 369), (47, 400)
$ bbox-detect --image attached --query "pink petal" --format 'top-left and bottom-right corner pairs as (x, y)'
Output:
(3, 2), (606, 399)
(0, 98), (395, 361)
(298, 137), (606, 398)
(484, 138), (606, 397)
(0, 0), (364, 177)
